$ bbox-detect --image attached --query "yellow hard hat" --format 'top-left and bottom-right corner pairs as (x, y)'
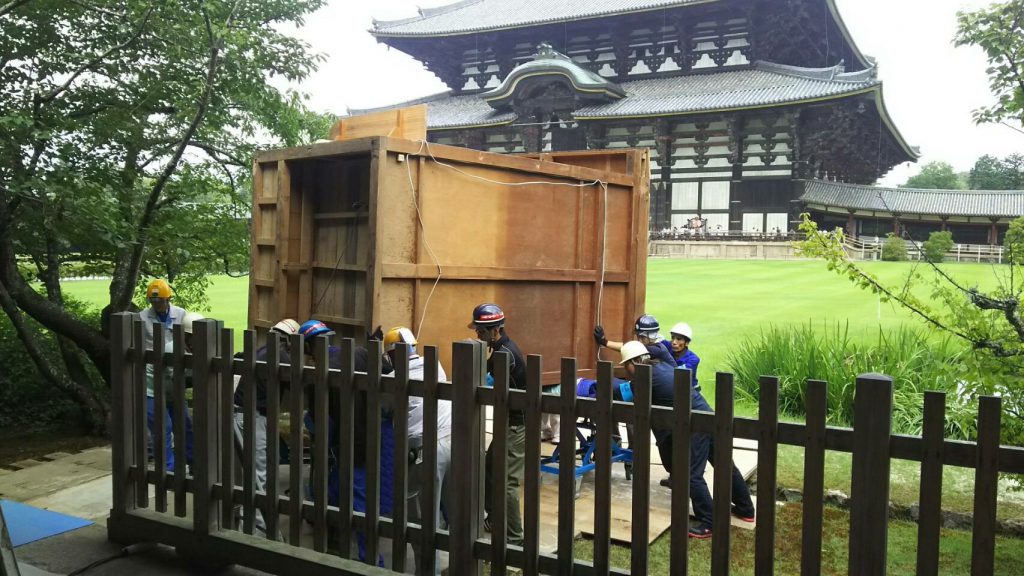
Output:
(619, 340), (650, 365)
(383, 326), (417, 352)
(146, 279), (173, 299)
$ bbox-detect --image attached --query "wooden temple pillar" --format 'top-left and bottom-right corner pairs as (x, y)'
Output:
(940, 217), (948, 232)
(989, 219), (999, 246)
(892, 215), (901, 236)
(846, 211), (856, 238)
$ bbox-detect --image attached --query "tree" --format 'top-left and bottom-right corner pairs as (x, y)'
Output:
(922, 231), (954, 262)
(798, 214), (1024, 452)
(968, 154), (1024, 190)
(902, 161), (966, 190)
(0, 0), (330, 434)
(955, 0), (1024, 127)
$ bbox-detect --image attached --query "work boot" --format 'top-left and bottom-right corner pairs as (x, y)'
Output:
(659, 476), (672, 488)
(688, 525), (712, 539)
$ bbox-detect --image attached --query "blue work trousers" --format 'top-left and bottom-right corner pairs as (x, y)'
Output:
(145, 396), (194, 471)
(689, 430), (755, 529)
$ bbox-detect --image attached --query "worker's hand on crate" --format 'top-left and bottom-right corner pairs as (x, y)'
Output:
(594, 326), (608, 347)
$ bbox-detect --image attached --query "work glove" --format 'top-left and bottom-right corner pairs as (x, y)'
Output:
(594, 325), (608, 347)
(366, 325), (383, 342)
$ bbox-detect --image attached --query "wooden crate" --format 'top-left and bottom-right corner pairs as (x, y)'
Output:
(250, 137), (648, 381)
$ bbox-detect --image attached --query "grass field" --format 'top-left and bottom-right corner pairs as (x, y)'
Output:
(62, 259), (1005, 376)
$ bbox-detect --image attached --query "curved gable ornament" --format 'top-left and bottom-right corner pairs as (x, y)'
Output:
(481, 43), (626, 111)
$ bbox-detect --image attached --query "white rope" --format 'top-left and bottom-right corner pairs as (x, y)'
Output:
(406, 140), (443, 342)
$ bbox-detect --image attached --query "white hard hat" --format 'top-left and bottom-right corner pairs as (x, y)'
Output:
(271, 318), (300, 336)
(181, 312), (205, 335)
(619, 341), (650, 365)
(670, 322), (693, 341)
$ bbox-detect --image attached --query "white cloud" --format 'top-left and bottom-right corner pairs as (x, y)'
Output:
(291, 0), (1023, 186)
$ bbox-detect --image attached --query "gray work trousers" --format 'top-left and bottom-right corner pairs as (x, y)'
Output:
(232, 411), (268, 536)
(484, 423), (526, 546)
(410, 434), (452, 575)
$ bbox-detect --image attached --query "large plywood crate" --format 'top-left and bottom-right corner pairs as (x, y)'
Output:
(250, 137), (648, 381)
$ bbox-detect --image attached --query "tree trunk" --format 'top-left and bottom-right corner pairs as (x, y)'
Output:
(0, 276), (110, 435)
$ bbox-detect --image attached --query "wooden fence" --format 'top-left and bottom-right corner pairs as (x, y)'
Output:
(106, 312), (1024, 575)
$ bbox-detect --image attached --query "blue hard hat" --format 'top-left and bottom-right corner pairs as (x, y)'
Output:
(299, 320), (334, 339)
(469, 303), (505, 328)
(634, 314), (660, 335)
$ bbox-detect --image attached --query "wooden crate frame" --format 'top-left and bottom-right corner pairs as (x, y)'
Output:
(250, 137), (649, 381)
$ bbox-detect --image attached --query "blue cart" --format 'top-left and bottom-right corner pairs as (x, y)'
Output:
(540, 420), (633, 498)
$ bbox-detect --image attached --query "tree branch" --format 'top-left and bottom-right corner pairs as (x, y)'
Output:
(110, 0), (242, 312)
(37, 5), (155, 105)
(188, 140), (247, 166)
(0, 0), (32, 18)
(968, 288), (1024, 343)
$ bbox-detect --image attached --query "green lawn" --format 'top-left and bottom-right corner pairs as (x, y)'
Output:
(644, 258), (1004, 384)
(572, 502), (1024, 575)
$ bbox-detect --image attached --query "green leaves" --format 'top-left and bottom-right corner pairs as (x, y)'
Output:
(955, 1), (1024, 126)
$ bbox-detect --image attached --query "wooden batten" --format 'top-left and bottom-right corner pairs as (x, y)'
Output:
(329, 105), (427, 143)
(249, 137), (649, 382)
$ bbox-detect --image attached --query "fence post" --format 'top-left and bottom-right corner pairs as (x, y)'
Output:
(971, 395), (1001, 576)
(450, 340), (484, 576)
(848, 373), (893, 576)
(192, 318), (222, 535)
(109, 312), (136, 520)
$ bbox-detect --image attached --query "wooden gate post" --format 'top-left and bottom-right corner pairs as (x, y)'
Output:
(192, 319), (222, 535)
(450, 340), (485, 576)
(848, 373), (893, 575)
(109, 312), (137, 520)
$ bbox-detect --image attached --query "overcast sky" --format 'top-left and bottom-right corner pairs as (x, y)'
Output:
(289, 0), (1022, 186)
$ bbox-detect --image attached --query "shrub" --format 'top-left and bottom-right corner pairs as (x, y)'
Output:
(881, 234), (908, 261)
(922, 231), (954, 262)
(0, 293), (104, 431)
(726, 323), (975, 438)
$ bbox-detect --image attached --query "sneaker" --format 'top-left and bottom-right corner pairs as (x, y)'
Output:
(688, 526), (712, 539)
(659, 476), (672, 488)
(731, 505), (755, 523)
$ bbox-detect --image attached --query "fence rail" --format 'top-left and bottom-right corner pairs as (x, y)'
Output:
(107, 313), (1024, 575)
(845, 235), (1005, 263)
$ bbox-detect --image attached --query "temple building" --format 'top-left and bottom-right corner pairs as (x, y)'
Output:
(362, 0), (1021, 242)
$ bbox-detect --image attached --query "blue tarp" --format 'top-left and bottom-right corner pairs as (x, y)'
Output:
(1, 500), (92, 547)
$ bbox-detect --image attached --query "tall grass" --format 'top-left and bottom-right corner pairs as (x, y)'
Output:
(726, 323), (975, 438)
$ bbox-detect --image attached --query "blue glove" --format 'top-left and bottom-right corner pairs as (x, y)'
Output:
(485, 373), (494, 388)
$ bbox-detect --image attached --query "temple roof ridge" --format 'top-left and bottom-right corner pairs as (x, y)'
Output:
(801, 180), (1024, 218)
(482, 43), (626, 109)
(753, 60), (878, 83)
(371, 0), (485, 29)
(805, 180), (1024, 196)
(372, 0), (716, 36)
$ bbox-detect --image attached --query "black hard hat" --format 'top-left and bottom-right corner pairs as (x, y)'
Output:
(469, 303), (505, 328)
(634, 314), (660, 335)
